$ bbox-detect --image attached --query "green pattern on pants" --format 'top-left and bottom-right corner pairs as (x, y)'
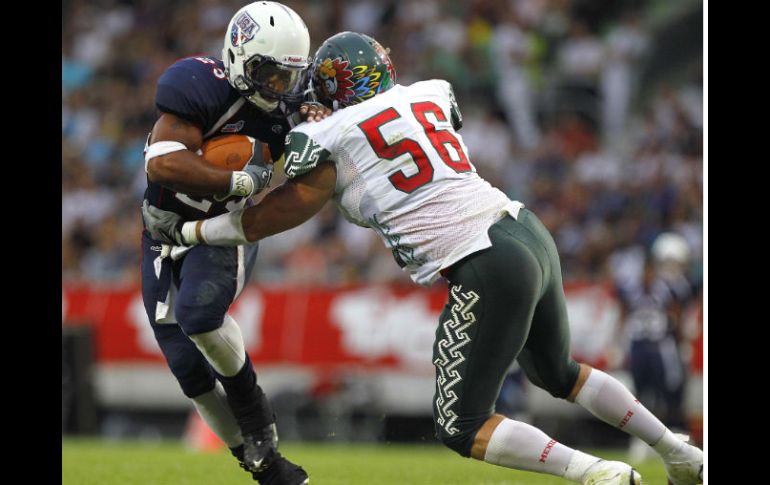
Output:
(432, 209), (580, 456)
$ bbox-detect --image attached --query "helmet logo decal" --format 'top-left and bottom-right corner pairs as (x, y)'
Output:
(351, 65), (391, 101)
(312, 34), (396, 107)
(230, 12), (260, 46)
(316, 57), (355, 104)
(282, 55), (308, 67)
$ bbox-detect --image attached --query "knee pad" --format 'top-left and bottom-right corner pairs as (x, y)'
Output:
(435, 414), (489, 457)
(188, 314), (246, 377)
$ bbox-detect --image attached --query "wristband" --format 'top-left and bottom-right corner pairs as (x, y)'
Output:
(229, 171), (255, 197)
(181, 221), (203, 245)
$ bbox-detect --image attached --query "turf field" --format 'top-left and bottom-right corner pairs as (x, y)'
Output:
(62, 439), (673, 484)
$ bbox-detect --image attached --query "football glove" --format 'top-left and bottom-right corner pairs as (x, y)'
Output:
(142, 200), (186, 246)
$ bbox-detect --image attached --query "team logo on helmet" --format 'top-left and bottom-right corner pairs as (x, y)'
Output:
(315, 57), (355, 104)
(351, 64), (393, 102)
(230, 12), (260, 46)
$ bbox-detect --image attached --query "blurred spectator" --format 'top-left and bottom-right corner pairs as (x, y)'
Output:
(62, 155), (117, 237)
(601, 11), (649, 147)
(555, 19), (604, 123)
(491, 9), (542, 150)
(459, 106), (516, 187)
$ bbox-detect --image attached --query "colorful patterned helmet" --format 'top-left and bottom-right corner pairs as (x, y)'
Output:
(310, 31), (397, 109)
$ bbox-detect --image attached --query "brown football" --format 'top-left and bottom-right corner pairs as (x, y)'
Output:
(200, 134), (256, 171)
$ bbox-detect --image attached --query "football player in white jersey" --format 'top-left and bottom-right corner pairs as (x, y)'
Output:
(143, 32), (703, 485)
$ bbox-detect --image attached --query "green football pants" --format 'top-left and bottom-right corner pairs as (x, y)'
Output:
(433, 208), (581, 456)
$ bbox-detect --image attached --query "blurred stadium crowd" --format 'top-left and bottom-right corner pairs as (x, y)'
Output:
(62, 0), (703, 289)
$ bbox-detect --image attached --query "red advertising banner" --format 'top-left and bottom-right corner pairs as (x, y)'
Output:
(63, 283), (700, 373)
(62, 284), (449, 371)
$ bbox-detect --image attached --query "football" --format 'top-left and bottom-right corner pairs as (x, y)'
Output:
(200, 134), (258, 171)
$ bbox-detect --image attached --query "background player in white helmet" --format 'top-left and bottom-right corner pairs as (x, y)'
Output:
(143, 31), (703, 485)
(618, 232), (696, 464)
(141, 2), (328, 484)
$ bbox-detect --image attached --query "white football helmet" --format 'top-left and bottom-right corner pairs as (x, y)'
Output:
(222, 1), (310, 113)
(651, 232), (690, 265)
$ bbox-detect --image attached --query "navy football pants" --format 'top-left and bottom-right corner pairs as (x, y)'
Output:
(140, 231), (258, 398)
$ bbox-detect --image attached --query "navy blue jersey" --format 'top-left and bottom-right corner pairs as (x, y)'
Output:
(145, 56), (292, 221)
(618, 277), (689, 342)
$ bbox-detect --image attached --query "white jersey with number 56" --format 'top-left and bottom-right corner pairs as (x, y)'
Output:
(283, 79), (523, 286)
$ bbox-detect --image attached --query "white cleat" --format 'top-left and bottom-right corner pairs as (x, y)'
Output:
(664, 440), (703, 485)
(583, 460), (643, 485)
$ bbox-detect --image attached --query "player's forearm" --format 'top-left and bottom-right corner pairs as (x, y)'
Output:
(242, 181), (325, 241)
(180, 171), (333, 246)
(182, 186), (319, 245)
(179, 209), (250, 246)
(147, 151), (232, 196)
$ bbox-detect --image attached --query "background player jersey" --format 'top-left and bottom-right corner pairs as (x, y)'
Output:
(283, 79), (522, 286)
(619, 276), (689, 342)
(144, 56), (292, 221)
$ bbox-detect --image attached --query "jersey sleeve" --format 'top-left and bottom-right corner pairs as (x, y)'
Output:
(416, 79), (463, 131)
(282, 123), (334, 178)
(155, 57), (232, 129)
(440, 80), (463, 131)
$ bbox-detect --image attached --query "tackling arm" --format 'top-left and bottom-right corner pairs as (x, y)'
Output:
(242, 161), (337, 241)
(175, 161), (337, 245)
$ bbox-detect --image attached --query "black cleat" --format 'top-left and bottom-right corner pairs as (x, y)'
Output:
(241, 423), (279, 473)
(241, 452), (309, 485)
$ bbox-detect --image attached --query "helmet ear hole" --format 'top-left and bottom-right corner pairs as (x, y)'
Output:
(229, 49), (235, 64)
(270, 16), (274, 26)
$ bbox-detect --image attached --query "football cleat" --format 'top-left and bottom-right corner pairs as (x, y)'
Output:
(242, 452), (309, 485)
(664, 440), (703, 485)
(583, 460), (642, 485)
(242, 423), (279, 473)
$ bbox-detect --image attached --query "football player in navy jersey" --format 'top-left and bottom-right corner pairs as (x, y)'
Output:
(141, 2), (325, 484)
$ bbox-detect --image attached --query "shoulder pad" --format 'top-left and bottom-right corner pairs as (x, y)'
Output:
(155, 57), (236, 129)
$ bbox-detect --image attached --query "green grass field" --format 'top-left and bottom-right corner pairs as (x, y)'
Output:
(62, 439), (672, 485)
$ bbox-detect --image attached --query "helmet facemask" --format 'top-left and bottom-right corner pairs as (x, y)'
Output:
(230, 51), (308, 111)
